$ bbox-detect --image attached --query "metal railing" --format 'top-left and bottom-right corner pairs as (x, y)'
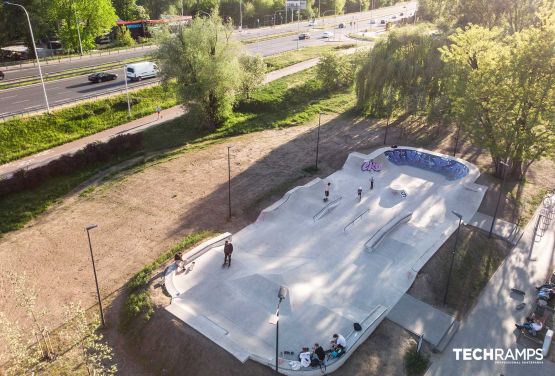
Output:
(313, 196), (342, 221)
(343, 208), (370, 232)
(0, 78), (162, 122)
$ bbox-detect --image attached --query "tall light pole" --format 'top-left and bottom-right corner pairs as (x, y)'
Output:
(227, 146), (232, 220)
(72, 0), (83, 55)
(443, 211), (463, 306)
(489, 161), (509, 238)
(239, 0), (243, 29)
(4, 1), (50, 114)
(85, 225), (106, 327)
(269, 286), (288, 374)
(315, 112), (321, 170)
(453, 122), (462, 157)
(123, 65), (131, 118)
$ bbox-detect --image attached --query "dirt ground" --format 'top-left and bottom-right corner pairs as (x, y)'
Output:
(0, 111), (553, 374)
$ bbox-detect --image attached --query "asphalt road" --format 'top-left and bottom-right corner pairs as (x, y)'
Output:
(0, 1), (416, 117)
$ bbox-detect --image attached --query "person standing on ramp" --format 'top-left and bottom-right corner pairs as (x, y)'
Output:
(324, 182), (331, 202)
(370, 176), (374, 190)
(223, 240), (233, 267)
(357, 187), (363, 201)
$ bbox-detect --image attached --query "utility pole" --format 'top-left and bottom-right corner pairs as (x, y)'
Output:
(239, 0), (243, 29)
(123, 65), (131, 118)
(85, 225), (105, 327)
(227, 146), (232, 219)
(315, 112), (321, 170)
(72, 0), (83, 55)
(5, 1), (50, 114)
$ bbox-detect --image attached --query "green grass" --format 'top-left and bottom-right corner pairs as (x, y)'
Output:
(243, 30), (300, 44)
(264, 43), (356, 72)
(0, 83), (178, 164)
(121, 231), (215, 332)
(0, 68), (355, 237)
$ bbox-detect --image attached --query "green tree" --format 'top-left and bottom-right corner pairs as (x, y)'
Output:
(239, 54), (266, 99)
(355, 24), (448, 120)
(112, 0), (149, 20)
(48, 0), (117, 52)
(156, 12), (243, 128)
(317, 52), (355, 91)
(440, 15), (555, 178)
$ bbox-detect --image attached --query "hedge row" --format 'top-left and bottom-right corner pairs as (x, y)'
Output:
(0, 133), (143, 197)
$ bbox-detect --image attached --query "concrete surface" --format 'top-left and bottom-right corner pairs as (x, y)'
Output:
(388, 293), (458, 349)
(469, 211), (520, 244)
(165, 146), (485, 374)
(426, 205), (555, 376)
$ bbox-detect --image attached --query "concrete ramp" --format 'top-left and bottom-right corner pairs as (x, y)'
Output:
(387, 294), (459, 351)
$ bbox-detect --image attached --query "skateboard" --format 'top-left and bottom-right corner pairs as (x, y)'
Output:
(511, 288), (525, 295)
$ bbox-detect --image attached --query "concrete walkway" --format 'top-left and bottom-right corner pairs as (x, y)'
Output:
(0, 57), (327, 179)
(469, 212), (520, 244)
(388, 293), (458, 350)
(426, 205), (555, 376)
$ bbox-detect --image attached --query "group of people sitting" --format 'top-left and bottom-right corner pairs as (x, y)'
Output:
(515, 314), (544, 336)
(536, 283), (555, 302)
(297, 334), (347, 369)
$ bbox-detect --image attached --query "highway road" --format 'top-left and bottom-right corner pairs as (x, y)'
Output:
(0, 1), (416, 117)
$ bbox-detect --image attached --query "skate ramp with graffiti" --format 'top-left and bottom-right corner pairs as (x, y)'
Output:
(165, 146), (486, 375)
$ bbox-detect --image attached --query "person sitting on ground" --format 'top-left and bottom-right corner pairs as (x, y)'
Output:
(537, 287), (555, 301)
(516, 319), (543, 335)
(174, 251), (184, 271)
(298, 349), (311, 368)
(312, 343), (326, 363)
(331, 333), (346, 350)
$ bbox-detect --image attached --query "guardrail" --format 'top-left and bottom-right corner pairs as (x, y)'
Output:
(0, 78), (162, 122)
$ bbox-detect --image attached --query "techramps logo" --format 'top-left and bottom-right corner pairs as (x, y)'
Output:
(453, 348), (544, 365)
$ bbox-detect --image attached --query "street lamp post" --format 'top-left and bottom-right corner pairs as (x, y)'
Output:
(489, 161), (509, 238)
(239, 0), (243, 29)
(443, 211), (463, 306)
(85, 225), (106, 327)
(453, 122), (462, 157)
(4, 1), (50, 114)
(315, 112), (321, 170)
(227, 146), (232, 220)
(72, 0), (83, 55)
(270, 286), (288, 374)
(383, 116), (390, 145)
(123, 65), (131, 117)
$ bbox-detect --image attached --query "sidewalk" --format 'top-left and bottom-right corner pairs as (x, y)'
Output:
(426, 205), (555, 375)
(0, 57), (328, 179)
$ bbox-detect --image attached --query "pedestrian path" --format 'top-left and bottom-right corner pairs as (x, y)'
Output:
(426, 205), (555, 376)
(0, 56), (329, 179)
(469, 211), (520, 244)
(388, 293), (459, 351)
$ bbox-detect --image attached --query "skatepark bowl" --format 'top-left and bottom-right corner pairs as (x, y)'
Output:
(164, 146), (486, 375)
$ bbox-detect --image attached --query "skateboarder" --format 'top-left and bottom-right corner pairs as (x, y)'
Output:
(223, 240), (233, 267)
(357, 187), (362, 201)
(370, 177), (374, 190)
(324, 182), (331, 202)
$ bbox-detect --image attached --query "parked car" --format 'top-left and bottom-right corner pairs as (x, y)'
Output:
(322, 31), (334, 38)
(88, 72), (117, 83)
(298, 32), (311, 40)
(126, 61), (158, 81)
(338, 22), (346, 28)
(308, 19), (317, 27)
(0, 71), (4, 80)
(369, 19), (376, 24)
(400, 12), (404, 16)
(391, 15), (397, 19)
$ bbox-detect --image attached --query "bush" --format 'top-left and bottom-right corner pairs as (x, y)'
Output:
(113, 27), (136, 47)
(404, 345), (430, 376)
(316, 53), (355, 92)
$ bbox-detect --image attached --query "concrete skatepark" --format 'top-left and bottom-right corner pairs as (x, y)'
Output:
(165, 146), (486, 374)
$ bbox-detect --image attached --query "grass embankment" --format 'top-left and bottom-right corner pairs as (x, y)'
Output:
(0, 83), (178, 164)
(242, 30), (300, 44)
(0, 68), (355, 236)
(264, 43), (355, 71)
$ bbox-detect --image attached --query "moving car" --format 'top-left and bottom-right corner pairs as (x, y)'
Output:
(298, 32), (311, 40)
(380, 19), (386, 24)
(0, 70), (4, 80)
(88, 72), (117, 83)
(369, 19), (376, 24)
(400, 12), (404, 16)
(126, 61), (158, 81)
(392, 15), (397, 19)
(322, 31), (334, 38)
(308, 19), (317, 26)
(338, 22), (345, 28)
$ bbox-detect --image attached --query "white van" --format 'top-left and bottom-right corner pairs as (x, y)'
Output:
(126, 61), (158, 81)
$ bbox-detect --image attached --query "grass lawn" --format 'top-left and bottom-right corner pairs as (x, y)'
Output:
(0, 68), (355, 237)
(264, 43), (356, 72)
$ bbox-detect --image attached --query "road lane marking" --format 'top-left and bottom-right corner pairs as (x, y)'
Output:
(13, 99), (30, 104)
(1, 94), (18, 99)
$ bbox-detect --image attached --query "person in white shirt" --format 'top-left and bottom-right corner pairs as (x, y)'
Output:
(332, 333), (346, 350)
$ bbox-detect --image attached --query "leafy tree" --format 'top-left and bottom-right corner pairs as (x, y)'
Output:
(156, 12), (243, 128)
(48, 0), (117, 52)
(317, 52), (355, 91)
(137, 0), (175, 18)
(0, 313), (41, 375)
(62, 302), (117, 376)
(239, 54), (266, 99)
(440, 14), (555, 178)
(114, 26), (136, 46)
(112, 0), (149, 20)
(355, 25), (448, 120)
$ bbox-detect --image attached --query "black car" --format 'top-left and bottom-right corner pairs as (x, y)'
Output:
(298, 32), (311, 40)
(338, 22), (346, 28)
(380, 19), (386, 24)
(0, 71), (4, 80)
(88, 72), (118, 83)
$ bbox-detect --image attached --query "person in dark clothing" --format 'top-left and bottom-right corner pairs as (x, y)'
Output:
(223, 240), (233, 267)
(357, 187), (362, 201)
(312, 343), (326, 362)
(324, 182), (331, 202)
(370, 176), (374, 190)
(174, 251), (184, 271)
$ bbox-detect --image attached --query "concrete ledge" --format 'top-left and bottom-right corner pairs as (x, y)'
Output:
(365, 211), (412, 251)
